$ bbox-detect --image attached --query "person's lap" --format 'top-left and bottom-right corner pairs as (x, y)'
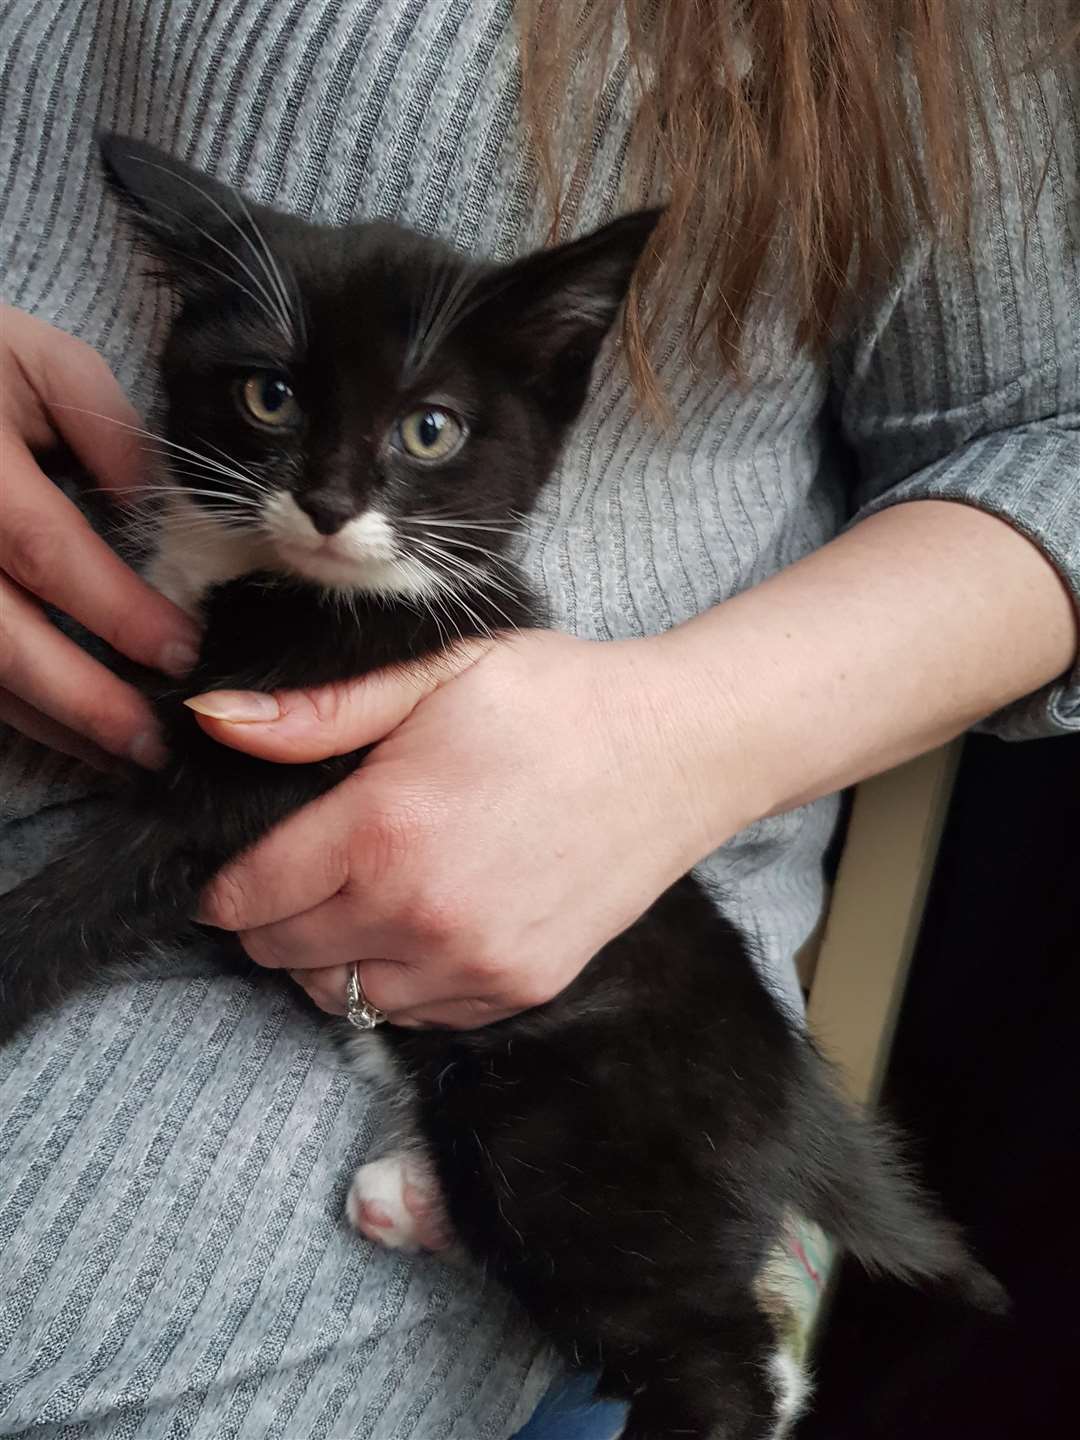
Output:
(0, 771), (569, 1439)
(0, 754), (823, 1439)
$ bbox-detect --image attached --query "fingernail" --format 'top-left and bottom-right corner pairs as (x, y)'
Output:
(129, 729), (170, 769)
(160, 640), (200, 677)
(184, 690), (281, 722)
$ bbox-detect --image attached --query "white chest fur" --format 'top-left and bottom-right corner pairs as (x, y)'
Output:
(147, 495), (276, 615)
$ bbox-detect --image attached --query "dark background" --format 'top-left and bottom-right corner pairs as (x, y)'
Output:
(799, 731), (1080, 1437)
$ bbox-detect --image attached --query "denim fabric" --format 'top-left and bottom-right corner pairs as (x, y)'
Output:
(514, 1373), (628, 1440)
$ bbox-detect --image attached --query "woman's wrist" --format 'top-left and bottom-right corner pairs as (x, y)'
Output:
(620, 630), (762, 869)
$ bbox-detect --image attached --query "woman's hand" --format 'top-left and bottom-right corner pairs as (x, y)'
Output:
(193, 498), (1080, 1031)
(0, 306), (200, 768)
(194, 631), (736, 1028)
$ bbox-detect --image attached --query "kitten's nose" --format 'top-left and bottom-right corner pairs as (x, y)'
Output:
(296, 490), (356, 536)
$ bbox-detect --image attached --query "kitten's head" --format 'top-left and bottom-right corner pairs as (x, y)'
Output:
(101, 134), (658, 602)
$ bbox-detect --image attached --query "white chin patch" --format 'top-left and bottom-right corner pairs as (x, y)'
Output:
(263, 492), (439, 598)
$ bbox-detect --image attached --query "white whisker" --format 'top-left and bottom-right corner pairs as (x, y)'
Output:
(414, 530), (520, 575)
(49, 406), (273, 496)
(196, 438), (276, 493)
(229, 184), (305, 348)
(404, 537), (520, 636)
(402, 516), (521, 535)
(114, 484), (264, 509)
(405, 259), (486, 379)
(407, 537), (522, 607)
(123, 155), (297, 345)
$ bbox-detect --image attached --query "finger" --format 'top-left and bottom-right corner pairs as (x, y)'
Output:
(184, 642), (490, 763)
(239, 875), (429, 979)
(355, 958), (463, 1016)
(286, 957), (505, 1029)
(0, 578), (167, 764)
(286, 965), (351, 1017)
(238, 898), (395, 970)
(15, 315), (147, 495)
(0, 442), (200, 677)
(259, 922), (457, 1015)
(0, 688), (119, 771)
(392, 998), (516, 1030)
(198, 779), (357, 930)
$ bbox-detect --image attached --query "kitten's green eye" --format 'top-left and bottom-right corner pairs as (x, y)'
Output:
(239, 372), (301, 428)
(396, 406), (464, 463)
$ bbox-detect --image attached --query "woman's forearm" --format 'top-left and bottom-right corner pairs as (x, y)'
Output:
(650, 499), (1079, 853)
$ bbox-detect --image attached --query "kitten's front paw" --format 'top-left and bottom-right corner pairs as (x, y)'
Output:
(347, 1152), (453, 1253)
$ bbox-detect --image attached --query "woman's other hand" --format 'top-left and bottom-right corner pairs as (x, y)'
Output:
(0, 306), (200, 768)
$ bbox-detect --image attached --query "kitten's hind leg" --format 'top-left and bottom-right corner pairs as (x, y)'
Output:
(616, 1315), (805, 1440)
(341, 1034), (456, 1254)
(347, 1149), (455, 1253)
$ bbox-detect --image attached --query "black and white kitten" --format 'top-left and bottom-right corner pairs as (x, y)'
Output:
(0, 136), (1003, 1440)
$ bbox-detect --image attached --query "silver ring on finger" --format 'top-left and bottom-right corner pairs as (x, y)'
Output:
(347, 963), (387, 1030)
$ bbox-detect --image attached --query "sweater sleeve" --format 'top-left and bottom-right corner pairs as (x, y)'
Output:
(830, 46), (1080, 740)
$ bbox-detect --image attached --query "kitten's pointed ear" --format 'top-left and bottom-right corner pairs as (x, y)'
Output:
(492, 209), (662, 419)
(98, 131), (248, 271)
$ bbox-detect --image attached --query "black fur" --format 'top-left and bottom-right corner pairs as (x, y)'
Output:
(0, 136), (1004, 1440)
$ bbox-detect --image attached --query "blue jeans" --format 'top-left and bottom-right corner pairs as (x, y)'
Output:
(513, 1372), (628, 1439)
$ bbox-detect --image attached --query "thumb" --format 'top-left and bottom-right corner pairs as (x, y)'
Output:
(183, 642), (489, 763)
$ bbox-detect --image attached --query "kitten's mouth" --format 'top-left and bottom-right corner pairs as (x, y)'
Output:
(261, 495), (435, 596)
(273, 533), (438, 599)
(276, 535), (393, 581)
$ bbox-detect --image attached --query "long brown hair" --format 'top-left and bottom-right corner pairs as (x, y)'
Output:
(519, 1), (1074, 400)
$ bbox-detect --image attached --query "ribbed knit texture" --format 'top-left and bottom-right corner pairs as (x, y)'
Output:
(1, 4), (1078, 1437)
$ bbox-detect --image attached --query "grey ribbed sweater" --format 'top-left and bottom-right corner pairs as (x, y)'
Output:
(1, 4), (1078, 1438)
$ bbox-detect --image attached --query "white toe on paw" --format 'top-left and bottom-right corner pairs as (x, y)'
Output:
(348, 1156), (423, 1251)
(347, 1153), (452, 1253)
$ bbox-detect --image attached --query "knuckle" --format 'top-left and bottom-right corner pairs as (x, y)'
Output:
(307, 826), (352, 903)
(299, 969), (343, 1014)
(514, 976), (555, 1012)
(52, 331), (116, 391)
(84, 604), (130, 661)
(408, 890), (469, 950)
(3, 510), (58, 595)
(239, 927), (286, 970)
(57, 328), (101, 368)
(0, 616), (16, 683)
(201, 871), (249, 931)
(80, 709), (131, 759)
(352, 801), (425, 887)
(368, 976), (406, 1017)
(305, 683), (348, 729)
(456, 949), (501, 986)
(69, 681), (145, 759)
(444, 997), (505, 1030)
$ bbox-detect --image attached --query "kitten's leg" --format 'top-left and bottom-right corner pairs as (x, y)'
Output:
(341, 1031), (457, 1253)
(339, 1036), (455, 1249)
(764, 1344), (810, 1438)
(614, 1315), (803, 1440)
(347, 1148), (454, 1252)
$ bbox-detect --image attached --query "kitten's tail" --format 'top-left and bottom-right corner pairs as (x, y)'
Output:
(791, 1054), (1009, 1314)
(0, 804), (207, 1042)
